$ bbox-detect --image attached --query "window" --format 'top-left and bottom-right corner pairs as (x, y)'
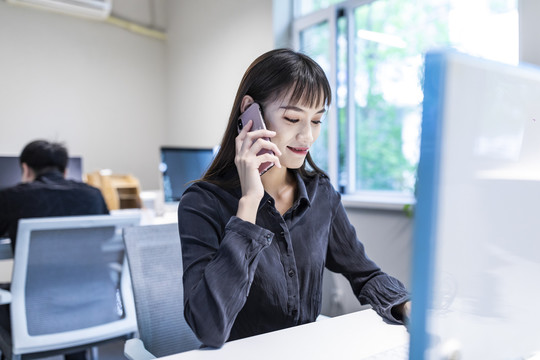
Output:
(293, 0), (518, 203)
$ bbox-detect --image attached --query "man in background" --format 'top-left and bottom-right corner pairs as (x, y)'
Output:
(0, 140), (108, 251)
(0, 140), (109, 360)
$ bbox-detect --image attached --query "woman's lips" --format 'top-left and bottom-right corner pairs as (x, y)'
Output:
(287, 146), (309, 155)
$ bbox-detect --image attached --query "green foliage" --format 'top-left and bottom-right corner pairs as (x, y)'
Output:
(350, 0), (451, 192)
(300, 0), (456, 193)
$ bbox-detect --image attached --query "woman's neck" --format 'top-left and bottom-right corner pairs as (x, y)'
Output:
(261, 166), (296, 215)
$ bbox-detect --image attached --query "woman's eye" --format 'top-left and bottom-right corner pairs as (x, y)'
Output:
(312, 120), (322, 125)
(285, 117), (299, 123)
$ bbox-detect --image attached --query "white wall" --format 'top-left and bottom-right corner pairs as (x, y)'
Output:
(0, 2), (167, 190)
(165, 0), (274, 148)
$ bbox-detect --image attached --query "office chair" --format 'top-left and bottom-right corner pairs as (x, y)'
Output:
(122, 223), (201, 360)
(0, 214), (140, 360)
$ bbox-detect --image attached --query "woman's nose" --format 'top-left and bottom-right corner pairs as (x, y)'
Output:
(297, 122), (313, 143)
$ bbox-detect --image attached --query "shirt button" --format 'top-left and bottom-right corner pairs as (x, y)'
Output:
(280, 231), (285, 237)
(288, 269), (295, 277)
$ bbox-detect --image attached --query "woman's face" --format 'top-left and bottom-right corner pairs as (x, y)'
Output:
(262, 95), (327, 170)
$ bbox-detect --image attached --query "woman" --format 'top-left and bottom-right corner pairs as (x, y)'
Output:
(178, 48), (410, 348)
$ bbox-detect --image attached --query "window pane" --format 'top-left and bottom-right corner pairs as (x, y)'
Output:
(351, 0), (517, 193)
(294, 0), (518, 196)
(295, 0), (347, 17)
(299, 21), (331, 172)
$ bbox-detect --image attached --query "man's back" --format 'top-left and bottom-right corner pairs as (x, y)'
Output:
(0, 170), (109, 251)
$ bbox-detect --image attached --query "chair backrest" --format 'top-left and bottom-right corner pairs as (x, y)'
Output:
(123, 223), (201, 357)
(10, 214), (140, 355)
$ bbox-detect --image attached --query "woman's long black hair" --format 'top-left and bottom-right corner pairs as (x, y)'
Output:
(202, 48), (332, 187)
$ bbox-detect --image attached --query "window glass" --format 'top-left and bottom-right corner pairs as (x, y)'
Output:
(295, 0), (347, 17)
(299, 21), (331, 172)
(294, 0), (518, 196)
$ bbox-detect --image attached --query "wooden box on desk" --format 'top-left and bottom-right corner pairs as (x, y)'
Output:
(86, 171), (142, 210)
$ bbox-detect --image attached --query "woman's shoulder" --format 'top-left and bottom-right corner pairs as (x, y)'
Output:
(180, 180), (240, 207)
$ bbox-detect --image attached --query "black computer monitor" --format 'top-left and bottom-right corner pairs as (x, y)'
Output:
(0, 156), (83, 190)
(160, 147), (216, 202)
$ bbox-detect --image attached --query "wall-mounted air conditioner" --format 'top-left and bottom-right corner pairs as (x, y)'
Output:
(6, 0), (112, 20)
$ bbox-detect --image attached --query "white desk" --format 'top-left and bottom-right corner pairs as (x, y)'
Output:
(159, 309), (409, 360)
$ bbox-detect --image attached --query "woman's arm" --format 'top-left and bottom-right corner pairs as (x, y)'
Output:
(234, 119), (281, 224)
(180, 116), (282, 347)
(325, 195), (410, 325)
(179, 188), (273, 348)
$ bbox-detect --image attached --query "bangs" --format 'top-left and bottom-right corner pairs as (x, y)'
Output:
(247, 50), (332, 110)
(276, 54), (332, 108)
(288, 78), (331, 109)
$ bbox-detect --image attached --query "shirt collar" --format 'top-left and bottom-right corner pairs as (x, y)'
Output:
(259, 170), (312, 212)
(292, 170), (311, 209)
(35, 169), (65, 183)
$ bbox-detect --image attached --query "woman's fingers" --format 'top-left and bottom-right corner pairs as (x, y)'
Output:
(249, 137), (282, 157)
(235, 119), (282, 175)
(257, 152), (282, 169)
(236, 120), (253, 150)
(236, 121), (280, 157)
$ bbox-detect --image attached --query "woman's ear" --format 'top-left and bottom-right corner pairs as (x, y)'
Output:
(240, 95), (255, 113)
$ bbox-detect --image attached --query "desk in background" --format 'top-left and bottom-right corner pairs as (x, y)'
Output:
(159, 309), (409, 360)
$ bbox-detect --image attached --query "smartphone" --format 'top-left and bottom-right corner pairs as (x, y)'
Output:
(238, 103), (275, 175)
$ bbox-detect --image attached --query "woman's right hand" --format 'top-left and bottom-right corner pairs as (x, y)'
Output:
(234, 120), (281, 223)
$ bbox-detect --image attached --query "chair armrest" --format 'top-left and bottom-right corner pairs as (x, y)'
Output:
(0, 288), (12, 305)
(124, 338), (156, 360)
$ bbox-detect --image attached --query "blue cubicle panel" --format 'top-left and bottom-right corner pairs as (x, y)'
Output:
(410, 51), (540, 359)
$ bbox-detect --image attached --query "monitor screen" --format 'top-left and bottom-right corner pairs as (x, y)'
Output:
(0, 156), (83, 190)
(160, 147), (216, 202)
(410, 51), (540, 359)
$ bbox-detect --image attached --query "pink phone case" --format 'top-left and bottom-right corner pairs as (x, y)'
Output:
(238, 103), (275, 175)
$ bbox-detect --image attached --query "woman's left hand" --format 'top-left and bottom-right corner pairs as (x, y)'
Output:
(392, 301), (411, 325)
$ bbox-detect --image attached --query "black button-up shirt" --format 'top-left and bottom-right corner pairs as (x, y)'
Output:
(0, 170), (109, 251)
(178, 170), (409, 348)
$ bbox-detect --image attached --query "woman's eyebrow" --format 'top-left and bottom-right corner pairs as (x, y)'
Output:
(279, 105), (327, 114)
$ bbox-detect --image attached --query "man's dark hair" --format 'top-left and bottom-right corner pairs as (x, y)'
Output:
(19, 140), (69, 174)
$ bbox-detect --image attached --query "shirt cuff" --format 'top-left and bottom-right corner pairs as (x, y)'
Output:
(359, 275), (410, 325)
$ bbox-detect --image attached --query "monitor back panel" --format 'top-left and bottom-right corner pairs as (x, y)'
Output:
(410, 51), (540, 359)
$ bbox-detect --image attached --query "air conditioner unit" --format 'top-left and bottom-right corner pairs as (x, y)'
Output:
(6, 0), (112, 20)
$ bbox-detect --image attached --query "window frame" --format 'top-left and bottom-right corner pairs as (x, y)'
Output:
(292, 6), (340, 190)
(292, 0), (416, 209)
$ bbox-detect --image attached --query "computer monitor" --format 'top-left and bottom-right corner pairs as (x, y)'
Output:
(159, 147), (216, 203)
(410, 51), (540, 359)
(0, 156), (83, 190)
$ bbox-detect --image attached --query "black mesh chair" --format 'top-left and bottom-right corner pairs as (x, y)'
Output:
(122, 223), (201, 359)
(0, 214), (140, 360)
